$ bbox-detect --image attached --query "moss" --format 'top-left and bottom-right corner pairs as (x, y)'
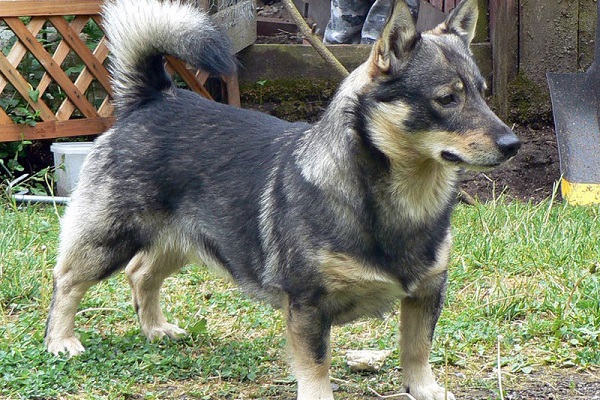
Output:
(240, 79), (336, 122)
(507, 74), (553, 125)
(240, 74), (555, 126)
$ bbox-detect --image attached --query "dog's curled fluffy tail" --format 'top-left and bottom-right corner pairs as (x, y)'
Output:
(102, 0), (236, 114)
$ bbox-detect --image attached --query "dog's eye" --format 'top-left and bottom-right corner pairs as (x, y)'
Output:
(436, 94), (456, 106)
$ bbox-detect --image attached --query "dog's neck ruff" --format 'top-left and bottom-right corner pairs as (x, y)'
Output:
(293, 64), (372, 201)
(385, 159), (459, 224)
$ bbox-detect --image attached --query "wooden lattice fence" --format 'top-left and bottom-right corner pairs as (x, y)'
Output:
(0, 0), (241, 142)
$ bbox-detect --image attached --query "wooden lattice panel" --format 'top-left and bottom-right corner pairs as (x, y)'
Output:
(0, 0), (240, 142)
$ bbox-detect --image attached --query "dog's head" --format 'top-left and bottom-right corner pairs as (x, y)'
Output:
(356, 0), (520, 170)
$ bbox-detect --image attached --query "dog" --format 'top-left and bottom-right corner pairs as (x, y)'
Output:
(44, 0), (520, 399)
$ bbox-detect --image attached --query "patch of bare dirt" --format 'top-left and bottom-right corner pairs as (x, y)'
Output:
(460, 371), (600, 400)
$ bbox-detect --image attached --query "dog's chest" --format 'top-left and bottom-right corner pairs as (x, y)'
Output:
(317, 251), (406, 323)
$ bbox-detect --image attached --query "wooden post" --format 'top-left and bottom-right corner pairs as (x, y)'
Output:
(489, 0), (518, 121)
(520, 0), (579, 82)
(578, 0), (598, 70)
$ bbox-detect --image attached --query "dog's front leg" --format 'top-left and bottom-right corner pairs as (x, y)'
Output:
(285, 297), (334, 400)
(400, 271), (455, 400)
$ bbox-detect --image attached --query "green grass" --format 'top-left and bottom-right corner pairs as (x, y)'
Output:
(442, 199), (600, 380)
(0, 198), (598, 399)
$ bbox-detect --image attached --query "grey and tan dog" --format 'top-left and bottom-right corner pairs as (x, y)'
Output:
(44, 0), (520, 398)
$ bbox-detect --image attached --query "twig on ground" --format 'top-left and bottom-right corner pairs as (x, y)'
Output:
(330, 376), (352, 385)
(368, 387), (417, 399)
(497, 335), (505, 400)
(76, 307), (126, 316)
(458, 189), (476, 205)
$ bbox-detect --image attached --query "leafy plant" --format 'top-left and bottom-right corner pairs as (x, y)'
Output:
(0, 139), (31, 178)
(0, 138), (55, 197)
(256, 79), (268, 107)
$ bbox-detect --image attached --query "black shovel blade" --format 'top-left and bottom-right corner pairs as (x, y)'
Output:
(547, 72), (600, 185)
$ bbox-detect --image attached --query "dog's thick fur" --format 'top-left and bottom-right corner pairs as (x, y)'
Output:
(44, 1), (520, 399)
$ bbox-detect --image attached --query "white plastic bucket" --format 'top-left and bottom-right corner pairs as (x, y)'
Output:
(50, 142), (94, 196)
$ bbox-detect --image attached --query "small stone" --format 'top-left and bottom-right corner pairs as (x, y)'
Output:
(345, 349), (393, 373)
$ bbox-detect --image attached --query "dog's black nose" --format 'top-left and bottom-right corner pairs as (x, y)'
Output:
(496, 134), (521, 158)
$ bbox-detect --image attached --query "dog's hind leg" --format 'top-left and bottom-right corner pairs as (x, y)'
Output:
(45, 219), (143, 357)
(45, 263), (96, 357)
(285, 297), (334, 400)
(125, 249), (187, 341)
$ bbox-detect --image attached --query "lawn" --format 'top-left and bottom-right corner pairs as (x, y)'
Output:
(0, 197), (599, 399)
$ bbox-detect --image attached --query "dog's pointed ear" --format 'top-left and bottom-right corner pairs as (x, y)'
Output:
(371, 0), (420, 76)
(443, 0), (478, 46)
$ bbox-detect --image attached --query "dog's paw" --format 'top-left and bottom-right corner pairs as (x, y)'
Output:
(143, 323), (187, 341)
(403, 383), (455, 400)
(45, 336), (85, 358)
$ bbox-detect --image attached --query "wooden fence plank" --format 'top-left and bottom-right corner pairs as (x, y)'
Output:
(195, 70), (210, 85)
(56, 36), (110, 120)
(0, 18), (45, 93)
(48, 16), (112, 94)
(37, 16), (90, 103)
(5, 17), (100, 118)
(490, 0), (518, 120)
(0, 108), (15, 125)
(578, 0), (598, 70)
(0, 117), (114, 142)
(0, 52), (57, 121)
(430, 0), (444, 10)
(165, 56), (214, 100)
(91, 15), (104, 33)
(0, 1), (102, 17)
(444, 0), (456, 12)
(0, 1), (242, 142)
(223, 74), (241, 107)
(210, 0), (256, 54)
(521, 0), (579, 79)
(98, 96), (114, 118)
(475, 0), (488, 42)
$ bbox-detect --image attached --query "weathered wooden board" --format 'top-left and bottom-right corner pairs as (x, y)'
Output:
(0, 118), (114, 142)
(489, 0), (518, 120)
(237, 43), (491, 84)
(578, 0), (598, 70)
(194, 0), (256, 53)
(211, 0), (256, 53)
(417, 1), (446, 31)
(520, 0), (579, 87)
(0, 0), (101, 16)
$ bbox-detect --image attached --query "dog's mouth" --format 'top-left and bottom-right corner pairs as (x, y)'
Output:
(440, 151), (463, 164)
(440, 150), (502, 170)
